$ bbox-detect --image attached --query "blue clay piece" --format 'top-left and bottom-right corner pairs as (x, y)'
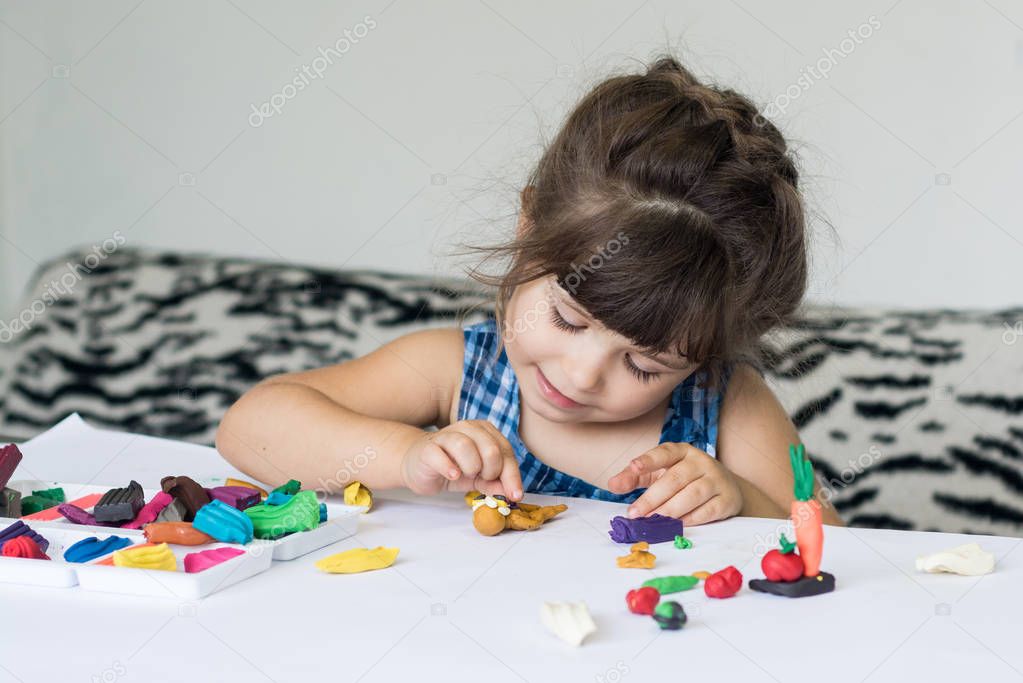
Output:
(192, 499), (254, 544)
(319, 503), (327, 523)
(64, 535), (133, 563)
(265, 491), (293, 506)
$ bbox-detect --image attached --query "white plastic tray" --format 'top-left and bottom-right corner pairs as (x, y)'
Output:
(0, 522), (273, 598)
(6, 479), (361, 561)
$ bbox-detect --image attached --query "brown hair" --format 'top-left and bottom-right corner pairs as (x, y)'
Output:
(455, 54), (808, 391)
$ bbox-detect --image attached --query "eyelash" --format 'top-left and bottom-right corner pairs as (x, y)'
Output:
(549, 307), (659, 383)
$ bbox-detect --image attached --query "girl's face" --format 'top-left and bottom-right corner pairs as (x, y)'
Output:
(503, 274), (695, 424)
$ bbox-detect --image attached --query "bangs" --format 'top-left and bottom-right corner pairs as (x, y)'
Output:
(548, 199), (732, 368)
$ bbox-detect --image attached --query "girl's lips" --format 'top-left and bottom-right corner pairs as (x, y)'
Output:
(536, 367), (583, 409)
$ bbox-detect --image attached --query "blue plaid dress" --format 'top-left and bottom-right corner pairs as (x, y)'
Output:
(457, 318), (733, 503)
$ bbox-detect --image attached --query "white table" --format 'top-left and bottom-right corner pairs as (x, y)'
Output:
(1, 415), (1020, 683)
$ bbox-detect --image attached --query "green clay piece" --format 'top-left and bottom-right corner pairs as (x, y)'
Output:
(271, 479), (301, 496)
(244, 489), (319, 539)
(32, 487), (65, 503)
(641, 575), (700, 594)
(789, 444), (815, 502)
(673, 535), (693, 549)
(779, 533), (797, 554)
(20, 494), (60, 515)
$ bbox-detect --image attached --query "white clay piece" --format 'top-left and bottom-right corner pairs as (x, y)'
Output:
(915, 543), (995, 576)
(540, 601), (597, 646)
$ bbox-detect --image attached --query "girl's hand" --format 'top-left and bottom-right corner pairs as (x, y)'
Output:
(400, 419), (523, 501)
(606, 442), (743, 526)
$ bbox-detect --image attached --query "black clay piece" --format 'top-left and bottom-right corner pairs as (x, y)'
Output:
(94, 480), (145, 522)
(749, 571), (836, 598)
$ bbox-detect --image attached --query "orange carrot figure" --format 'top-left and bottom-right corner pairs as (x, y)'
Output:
(789, 443), (823, 577)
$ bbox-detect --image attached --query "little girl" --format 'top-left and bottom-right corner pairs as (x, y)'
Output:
(216, 55), (842, 527)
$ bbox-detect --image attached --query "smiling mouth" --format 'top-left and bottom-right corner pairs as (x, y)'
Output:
(536, 367), (584, 409)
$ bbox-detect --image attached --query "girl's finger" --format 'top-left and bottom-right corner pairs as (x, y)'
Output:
(606, 465), (657, 493)
(433, 431), (484, 478)
(627, 466), (704, 518)
(630, 442), (704, 475)
(497, 451), (524, 502)
(679, 494), (723, 527)
(418, 442), (461, 482)
(646, 479), (714, 520)
(470, 421), (517, 483)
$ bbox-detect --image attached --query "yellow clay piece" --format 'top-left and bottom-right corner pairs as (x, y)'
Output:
(113, 542), (177, 571)
(343, 481), (373, 511)
(226, 477), (269, 498)
(692, 570), (711, 580)
(315, 546), (399, 574)
(617, 541), (656, 569)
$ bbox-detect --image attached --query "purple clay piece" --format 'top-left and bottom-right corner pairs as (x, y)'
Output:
(0, 444), (23, 491)
(94, 480), (145, 523)
(207, 486), (260, 511)
(58, 503), (120, 527)
(608, 513), (684, 544)
(0, 520), (49, 553)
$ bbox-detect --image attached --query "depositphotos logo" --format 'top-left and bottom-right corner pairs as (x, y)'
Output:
(249, 15), (377, 128)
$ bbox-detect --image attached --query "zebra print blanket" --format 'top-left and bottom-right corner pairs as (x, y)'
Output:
(1, 248), (1020, 536)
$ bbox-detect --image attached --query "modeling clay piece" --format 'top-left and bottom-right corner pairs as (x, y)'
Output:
(193, 500), (254, 544)
(64, 535), (133, 563)
(608, 514), (684, 544)
(692, 571), (711, 580)
(20, 494), (61, 516)
(143, 521), (215, 546)
(160, 476), (211, 522)
(58, 503), (119, 527)
(156, 499), (188, 523)
(184, 547), (245, 573)
(0, 488), (21, 518)
(112, 542), (177, 571)
(315, 546), (399, 573)
(245, 490), (320, 539)
(271, 479), (301, 496)
(704, 566), (742, 598)
(33, 488), (65, 504)
(673, 535), (692, 549)
(225, 478), (269, 498)
(94, 480), (144, 523)
(343, 481), (373, 511)
(122, 492), (174, 530)
(1, 535), (50, 559)
(207, 486), (260, 511)
(626, 586), (660, 615)
(465, 491), (567, 536)
(264, 492), (293, 506)
(539, 601), (596, 646)
(915, 543), (995, 576)
(749, 444), (837, 599)
(0, 520), (49, 553)
(0, 444), (23, 490)
(652, 601), (687, 630)
(761, 534), (804, 582)
(617, 542), (656, 569)
(319, 504), (327, 523)
(642, 575), (699, 594)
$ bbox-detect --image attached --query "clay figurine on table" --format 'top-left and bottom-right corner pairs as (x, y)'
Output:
(748, 444), (836, 598)
(464, 491), (566, 536)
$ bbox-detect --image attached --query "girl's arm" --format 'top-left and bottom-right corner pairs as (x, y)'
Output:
(215, 328), (464, 494)
(717, 363), (844, 526)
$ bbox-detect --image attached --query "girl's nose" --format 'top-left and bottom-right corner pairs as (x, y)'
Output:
(562, 344), (605, 393)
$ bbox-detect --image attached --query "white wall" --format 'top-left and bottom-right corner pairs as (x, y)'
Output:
(1, 0), (1021, 322)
